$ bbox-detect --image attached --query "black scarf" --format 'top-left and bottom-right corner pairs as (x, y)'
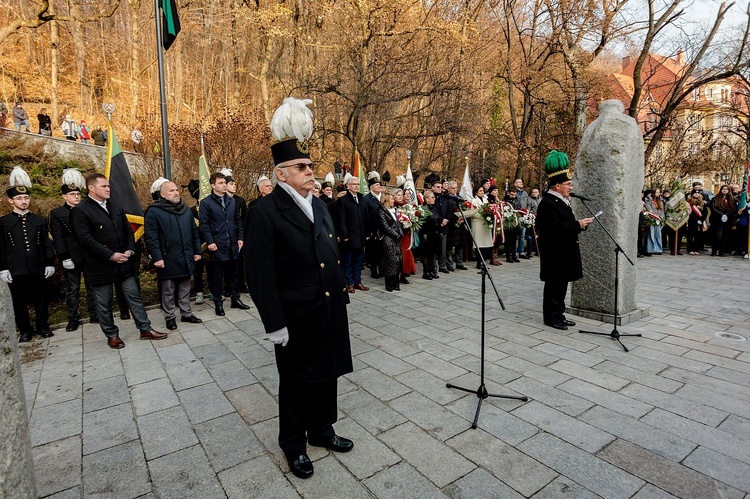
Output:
(151, 197), (187, 215)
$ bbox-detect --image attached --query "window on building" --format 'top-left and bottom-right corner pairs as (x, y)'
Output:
(706, 87), (713, 98)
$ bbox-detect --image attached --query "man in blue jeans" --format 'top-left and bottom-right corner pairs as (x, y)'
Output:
(12, 102), (30, 132)
(70, 173), (167, 349)
(513, 178), (531, 258)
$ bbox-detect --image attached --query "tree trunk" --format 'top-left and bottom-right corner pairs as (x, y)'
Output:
(50, 18), (60, 125)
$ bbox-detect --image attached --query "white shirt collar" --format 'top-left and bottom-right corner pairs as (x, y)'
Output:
(278, 181), (314, 222)
(548, 189), (570, 206)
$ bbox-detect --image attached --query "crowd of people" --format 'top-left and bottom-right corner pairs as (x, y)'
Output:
(8, 94), (742, 481)
(0, 101), (113, 146)
(640, 180), (748, 257)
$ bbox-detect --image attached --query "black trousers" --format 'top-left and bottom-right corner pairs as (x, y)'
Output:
(365, 237), (382, 274)
(543, 279), (568, 325)
(192, 258), (206, 294)
(278, 376), (337, 458)
(9, 275), (49, 335)
(207, 258), (239, 303)
(64, 269), (97, 321)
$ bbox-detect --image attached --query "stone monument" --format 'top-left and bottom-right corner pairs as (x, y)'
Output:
(0, 283), (37, 497)
(569, 99), (648, 325)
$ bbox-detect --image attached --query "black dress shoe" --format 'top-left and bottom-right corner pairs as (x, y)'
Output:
(288, 454), (314, 479)
(215, 303), (225, 316)
(309, 435), (354, 453)
(120, 311), (131, 320)
(166, 318), (178, 330)
(438, 268), (449, 274)
(231, 299), (250, 310)
(456, 265), (468, 270)
(422, 273), (433, 280)
(181, 315), (203, 323)
(65, 319), (80, 332)
(19, 333), (33, 343)
(430, 272), (440, 279)
(546, 322), (568, 331)
(400, 275), (410, 284)
(563, 319), (576, 327)
(39, 329), (54, 338)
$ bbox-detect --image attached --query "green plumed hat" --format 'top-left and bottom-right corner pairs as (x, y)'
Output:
(543, 150), (572, 185)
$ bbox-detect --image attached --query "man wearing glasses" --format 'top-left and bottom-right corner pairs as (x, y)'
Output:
(246, 97), (353, 480)
(49, 169), (97, 331)
(536, 151), (593, 331)
(431, 181), (455, 273)
(337, 176), (369, 292)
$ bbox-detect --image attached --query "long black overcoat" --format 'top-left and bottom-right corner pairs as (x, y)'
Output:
(50, 204), (86, 267)
(144, 200), (201, 281)
(69, 197), (136, 287)
(245, 185), (353, 383)
(535, 192), (583, 283)
(336, 192), (367, 250)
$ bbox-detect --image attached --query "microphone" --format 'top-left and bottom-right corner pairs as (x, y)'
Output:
(569, 192), (592, 201)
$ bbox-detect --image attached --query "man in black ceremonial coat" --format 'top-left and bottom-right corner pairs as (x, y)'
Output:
(536, 151), (593, 331)
(0, 173), (55, 342)
(246, 97), (353, 480)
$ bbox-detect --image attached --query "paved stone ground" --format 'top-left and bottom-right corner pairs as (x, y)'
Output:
(20, 253), (750, 498)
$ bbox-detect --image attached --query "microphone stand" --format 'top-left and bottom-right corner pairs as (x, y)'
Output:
(446, 198), (528, 429)
(575, 198), (641, 352)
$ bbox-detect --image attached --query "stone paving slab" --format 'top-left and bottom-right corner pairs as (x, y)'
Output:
(18, 253), (750, 497)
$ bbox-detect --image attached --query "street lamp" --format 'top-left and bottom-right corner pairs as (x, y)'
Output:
(102, 103), (115, 121)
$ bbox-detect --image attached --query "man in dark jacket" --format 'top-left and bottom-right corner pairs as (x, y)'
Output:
(337, 176), (368, 292)
(362, 176), (383, 278)
(199, 171), (249, 316)
(536, 151), (593, 331)
(70, 173), (166, 349)
(144, 179), (203, 331)
(0, 171), (55, 342)
(246, 97), (353, 480)
(223, 169), (250, 294)
(49, 176), (97, 331)
(430, 182), (455, 272)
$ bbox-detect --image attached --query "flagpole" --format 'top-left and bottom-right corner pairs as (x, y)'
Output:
(154, 0), (172, 180)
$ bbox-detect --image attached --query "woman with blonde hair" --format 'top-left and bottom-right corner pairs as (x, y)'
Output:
(377, 192), (403, 291)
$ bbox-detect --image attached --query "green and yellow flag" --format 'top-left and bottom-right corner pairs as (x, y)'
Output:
(105, 122), (145, 240)
(198, 141), (211, 202)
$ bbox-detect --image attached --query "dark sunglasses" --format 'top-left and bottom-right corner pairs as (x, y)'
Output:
(284, 163), (314, 172)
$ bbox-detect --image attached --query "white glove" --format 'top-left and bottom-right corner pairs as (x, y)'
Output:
(721, 214), (728, 223)
(62, 259), (75, 270)
(267, 328), (289, 347)
(0, 270), (11, 283)
(44, 266), (55, 279)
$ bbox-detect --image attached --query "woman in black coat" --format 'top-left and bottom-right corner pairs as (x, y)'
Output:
(686, 191), (708, 255)
(709, 185), (736, 256)
(377, 191), (403, 291)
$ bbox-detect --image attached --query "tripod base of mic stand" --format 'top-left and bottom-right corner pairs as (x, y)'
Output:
(579, 328), (642, 352)
(446, 383), (528, 429)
